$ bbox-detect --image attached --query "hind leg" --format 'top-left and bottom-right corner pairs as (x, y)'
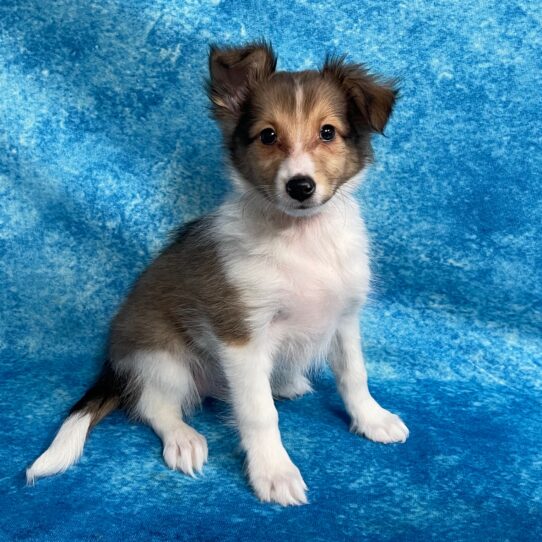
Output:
(127, 350), (208, 475)
(271, 365), (312, 399)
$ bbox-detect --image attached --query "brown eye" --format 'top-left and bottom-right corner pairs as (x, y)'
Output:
(260, 128), (277, 145)
(320, 124), (335, 141)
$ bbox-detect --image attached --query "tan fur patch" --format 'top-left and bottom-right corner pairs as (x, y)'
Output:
(110, 218), (251, 361)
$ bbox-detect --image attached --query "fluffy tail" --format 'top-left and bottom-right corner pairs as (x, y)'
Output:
(26, 363), (121, 484)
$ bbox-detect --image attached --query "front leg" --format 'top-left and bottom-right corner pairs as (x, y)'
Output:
(329, 314), (409, 443)
(221, 340), (308, 506)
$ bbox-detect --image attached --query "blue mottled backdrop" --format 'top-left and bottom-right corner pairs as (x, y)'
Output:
(1, 1), (541, 540)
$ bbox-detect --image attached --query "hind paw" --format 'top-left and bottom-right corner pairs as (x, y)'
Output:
(162, 425), (208, 476)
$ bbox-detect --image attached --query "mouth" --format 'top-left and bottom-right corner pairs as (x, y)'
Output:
(296, 195), (333, 210)
(270, 190), (339, 217)
(255, 188), (324, 215)
(277, 199), (330, 217)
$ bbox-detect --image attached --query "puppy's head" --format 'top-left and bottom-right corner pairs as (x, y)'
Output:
(208, 42), (397, 216)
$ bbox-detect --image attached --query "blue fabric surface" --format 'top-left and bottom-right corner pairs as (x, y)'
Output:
(1, 1), (541, 540)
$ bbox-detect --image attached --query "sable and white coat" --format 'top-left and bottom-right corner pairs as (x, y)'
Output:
(27, 42), (408, 507)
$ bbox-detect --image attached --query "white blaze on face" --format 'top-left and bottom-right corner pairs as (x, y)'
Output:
(274, 83), (320, 209)
(276, 152), (315, 184)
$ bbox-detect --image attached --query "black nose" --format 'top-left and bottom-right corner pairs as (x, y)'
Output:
(286, 175), (316, 202)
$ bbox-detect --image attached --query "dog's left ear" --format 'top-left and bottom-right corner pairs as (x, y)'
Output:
(322, 56), (398, 134)
(208, 42), (277, 128)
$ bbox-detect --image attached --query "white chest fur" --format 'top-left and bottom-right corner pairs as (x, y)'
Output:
(215, 195), (370, 360)
(269, 215), (367, 340)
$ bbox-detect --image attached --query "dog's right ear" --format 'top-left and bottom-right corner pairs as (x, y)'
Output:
(207, 42), (277, 128)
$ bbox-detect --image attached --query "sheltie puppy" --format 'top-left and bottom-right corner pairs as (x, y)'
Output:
(27, 42), (408, 506)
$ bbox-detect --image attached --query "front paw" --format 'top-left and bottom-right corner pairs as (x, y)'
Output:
(248, 452), (308, 506)
(352, 399), (409, 444)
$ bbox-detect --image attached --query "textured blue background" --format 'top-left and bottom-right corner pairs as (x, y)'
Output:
(1, 1), (541, 540)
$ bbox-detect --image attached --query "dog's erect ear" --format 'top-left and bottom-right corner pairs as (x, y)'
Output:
(322, 55), (398, 134)
(208, 42), (277, 123)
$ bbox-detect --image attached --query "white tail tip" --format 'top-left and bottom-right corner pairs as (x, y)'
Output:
(26, 412), (92, 484)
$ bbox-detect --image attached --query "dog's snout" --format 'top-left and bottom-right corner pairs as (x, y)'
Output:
(286, 175), (316, 202)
